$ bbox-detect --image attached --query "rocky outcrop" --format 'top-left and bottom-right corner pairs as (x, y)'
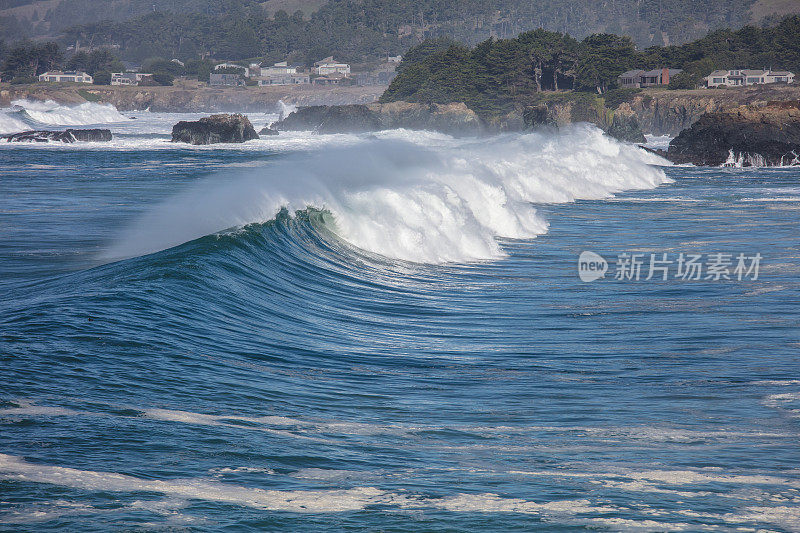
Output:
(259, 126), (279, 136)
(274, 102), (483, 136)
(2, 129), (112, 143)
(665, 101), (800, 166)
(629, 84), (800, 136)
(605, 104), (647, 143)
(371, 102), (484, 136)
(171, 114), (259, 144)
(274, 105), (382, 133)
(522, 98), (645, 142)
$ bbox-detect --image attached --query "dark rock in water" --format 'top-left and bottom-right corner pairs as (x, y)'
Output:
(666, 101), (800, 166)
(2, 129), (112, 143)
(259, 126), (279, 136)
(171, 114), (259, 145)
(273, 102), (483, 136)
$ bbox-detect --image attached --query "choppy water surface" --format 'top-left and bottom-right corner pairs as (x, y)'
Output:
(1, 103), (799, 532)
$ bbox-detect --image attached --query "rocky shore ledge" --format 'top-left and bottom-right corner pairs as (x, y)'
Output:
(274, 102), (483, 136)
(2, 129), (112, 143)
(655, 101), (800, 167)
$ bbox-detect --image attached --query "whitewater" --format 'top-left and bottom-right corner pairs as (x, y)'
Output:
(1, 100), (799, 532)
(106, 126), (668, 263)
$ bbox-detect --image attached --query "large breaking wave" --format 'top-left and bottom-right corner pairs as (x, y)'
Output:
(106, 126), (669, 264)
(2, 99), (129, 130)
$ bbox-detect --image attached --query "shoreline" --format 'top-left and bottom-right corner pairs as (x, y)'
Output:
(0, 80), (385, 113)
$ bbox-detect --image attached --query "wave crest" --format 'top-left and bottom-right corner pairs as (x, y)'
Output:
(8, 99), (129, 127)
(106, 126), (670, 264)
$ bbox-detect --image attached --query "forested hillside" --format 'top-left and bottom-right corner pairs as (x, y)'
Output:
(2, 0), (800, 63)
(381, 16), (800, 121)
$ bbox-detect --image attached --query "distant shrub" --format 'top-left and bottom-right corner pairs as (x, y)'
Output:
(152, 71), (174, 86)
(669, 71), (702, 90)
(603, 87), (641, 108)
(93, 70), (111, 85)
(10, 76), (38, 84)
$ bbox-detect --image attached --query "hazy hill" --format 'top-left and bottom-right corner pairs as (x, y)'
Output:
(2, 0), (800, 62)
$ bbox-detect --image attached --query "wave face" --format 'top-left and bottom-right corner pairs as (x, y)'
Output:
(8, 99), (129, 127)
(107, 125), (669, 263)
(2, 123), (799, 532)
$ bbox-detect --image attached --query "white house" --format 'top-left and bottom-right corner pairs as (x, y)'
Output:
(704, 69), (795, 88)
(314, 57), (350, 76)
(261, 61), (297, 76)
(38, 71), (93, 83)
(111, 72), (153, 86)
(257, 73), (310, 86)
(256, 61), (310, 85)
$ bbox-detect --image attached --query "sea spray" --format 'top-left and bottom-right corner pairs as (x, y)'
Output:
(9, 99), (129, 127)
(106, 125), (670, 263)
(277, 100), (298, 122)
(0, 112), (29, 134)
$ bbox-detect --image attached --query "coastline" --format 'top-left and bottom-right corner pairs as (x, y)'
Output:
(0, 80), (385, 112)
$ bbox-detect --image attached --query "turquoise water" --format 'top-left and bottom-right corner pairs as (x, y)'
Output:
(1, 115), (800, 531)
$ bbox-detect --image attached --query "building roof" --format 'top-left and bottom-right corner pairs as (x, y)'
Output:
(619, 69), (645, 78)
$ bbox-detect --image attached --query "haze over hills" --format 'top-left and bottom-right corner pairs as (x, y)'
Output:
(1, 0), (800, 63)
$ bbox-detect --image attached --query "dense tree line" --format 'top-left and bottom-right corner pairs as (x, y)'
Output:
(381, 16), (800, 121)
(2, 0), (776, 64)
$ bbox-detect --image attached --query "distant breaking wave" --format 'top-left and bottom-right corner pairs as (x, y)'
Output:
(106, 125), (669, 264)
(5, 99), (129, 128)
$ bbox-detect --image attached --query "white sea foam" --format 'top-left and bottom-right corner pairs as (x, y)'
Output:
(0, 112), (29, 134)
(9, 99), (129, 126)
(0, 453), (387, 512)
(105, 125), (670, 263)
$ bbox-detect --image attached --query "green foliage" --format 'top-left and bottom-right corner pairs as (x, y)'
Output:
(184, 58), (214, 81)
(602, 87), (641, 108)
(0, 41), (62, 78)
(66, 48), (124, 76)
(384, 15), (800, 122)
(574, 34), (637, 93)
(668, 71), (700, 89)
(10, 75), (38, 84)
(151, 71), (174, 86)
(92, 70), (111, 85)
(77, 88), (102, 101)
(142, 57), (185, 76)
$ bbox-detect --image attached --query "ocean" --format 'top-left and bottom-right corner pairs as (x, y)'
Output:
(1, 100), (799, 532)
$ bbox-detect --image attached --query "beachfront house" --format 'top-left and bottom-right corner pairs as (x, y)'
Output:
(256, 61), (310, 85)
(618, 67), (681, 88)
(209, 73), (245, 87)
(38, 71), (93, 83)
(315, 57), (350, 77)
(111, 72), (153, 86)
(704, 69), (795, 88)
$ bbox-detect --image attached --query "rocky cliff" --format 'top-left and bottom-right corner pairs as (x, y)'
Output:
(628, 85), (800, 136)
(663, 101), (800, 167)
